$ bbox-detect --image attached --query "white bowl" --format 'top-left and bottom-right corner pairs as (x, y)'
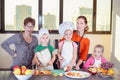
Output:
(13, 73), (33, 80)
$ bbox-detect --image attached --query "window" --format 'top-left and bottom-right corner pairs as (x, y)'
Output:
(0, 0), (112, 34)
(63, 0), (93, 31)
(0, 0), (2, 31)
(42, 0), (59, 30)
(96, 0), (111, 31)
(5, 0), (38, 31)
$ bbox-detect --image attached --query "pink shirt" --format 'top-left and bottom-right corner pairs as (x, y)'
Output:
(83, 56), (107, 69)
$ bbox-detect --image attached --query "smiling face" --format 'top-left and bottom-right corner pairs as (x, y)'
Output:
(76, 18), (87, 32)
(23, 17), (35, 35)
(64, 29), (73, 41)
(24, 22), (34, 35)
(93, 47), (103, 58)
(40, 34), (49, 46)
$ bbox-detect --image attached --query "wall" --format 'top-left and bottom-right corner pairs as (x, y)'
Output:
(111, 0), (120, 70)
(0, 33), (111, 68)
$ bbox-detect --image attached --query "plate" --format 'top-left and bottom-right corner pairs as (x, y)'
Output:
(65, 71), (90, 79)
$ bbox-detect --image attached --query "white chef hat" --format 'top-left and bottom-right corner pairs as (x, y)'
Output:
(58, 21), (74, 36)
(39, 28), (49, 38)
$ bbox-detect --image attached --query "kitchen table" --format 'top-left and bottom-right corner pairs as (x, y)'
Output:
(0, 68), (119, 80)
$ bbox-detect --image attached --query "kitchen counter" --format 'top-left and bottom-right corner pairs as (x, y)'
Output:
(0, 68), (119, 80)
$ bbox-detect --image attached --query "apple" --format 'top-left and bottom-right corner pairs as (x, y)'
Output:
(25, 69), (33, 75)
(21, 66), (27, 75)
(13, 65), (20, 71)
(21, 65), (26, 69)
(13, 68), (21, 75)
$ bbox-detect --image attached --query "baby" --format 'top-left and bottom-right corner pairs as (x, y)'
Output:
(83, 44), (107, 69)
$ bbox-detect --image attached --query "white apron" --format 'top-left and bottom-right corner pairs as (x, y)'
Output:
(61, 41), (73, 69)
(93, 58), (102, 68)
(36, 48), (53, 70)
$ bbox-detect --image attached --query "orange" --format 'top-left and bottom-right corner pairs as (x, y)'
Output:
(102, 69), (107, 73)
(107, 69), (114, 75)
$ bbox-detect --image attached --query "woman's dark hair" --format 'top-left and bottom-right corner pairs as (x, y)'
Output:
(77, 16), (89, 32)
(24, 17), (35, 26)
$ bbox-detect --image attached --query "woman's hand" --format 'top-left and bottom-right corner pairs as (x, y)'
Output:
(67, 64), (73, 70)
(75, 65), (80, 70)
(75, 59), (83, 70)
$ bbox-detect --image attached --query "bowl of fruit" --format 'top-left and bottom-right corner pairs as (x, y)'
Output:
(100, 62), (114, 77)
(13, 65), (33, 80)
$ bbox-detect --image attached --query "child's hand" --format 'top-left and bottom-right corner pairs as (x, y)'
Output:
(67, 64), (73, 70)
(48, 60), (53, 66)
(59, 57), (64, 64)
(37, 62), (41, 66)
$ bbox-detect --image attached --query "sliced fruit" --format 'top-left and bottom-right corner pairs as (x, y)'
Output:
(13, 68), (21, 75)
(25, 69), (33, 75)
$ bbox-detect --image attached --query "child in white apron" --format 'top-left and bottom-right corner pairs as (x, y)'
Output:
(34, 28), (57, 70)
(58, 22), (78, 70)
